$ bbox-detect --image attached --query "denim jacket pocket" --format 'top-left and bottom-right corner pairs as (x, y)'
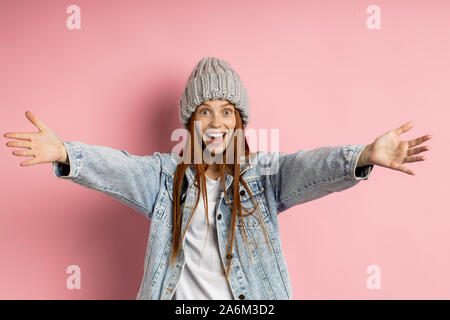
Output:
(165, 176), (187, 201)
(227, 179), (270, 228)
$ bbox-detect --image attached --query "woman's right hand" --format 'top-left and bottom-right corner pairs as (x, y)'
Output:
(4, 111), (68, 166)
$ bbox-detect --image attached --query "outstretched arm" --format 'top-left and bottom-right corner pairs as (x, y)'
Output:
(52, 141), (164, 219)
(269, 121), (432, 214)
(4, 111), (164, 220)
(269, 144), (374, 214)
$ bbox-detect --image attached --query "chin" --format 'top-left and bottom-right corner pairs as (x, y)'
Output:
(205, 139), (232, 155)
(205, 145), (226, 155)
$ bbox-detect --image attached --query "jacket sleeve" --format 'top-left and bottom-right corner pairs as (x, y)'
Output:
(268, 144), (374, 214)
(52, 141), (164, 220)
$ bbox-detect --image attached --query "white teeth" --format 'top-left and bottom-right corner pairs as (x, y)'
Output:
(206, 132), (225, 138)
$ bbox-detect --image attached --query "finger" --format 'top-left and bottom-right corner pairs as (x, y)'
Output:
(20, 156), (39, 166)
(392, 161), (415, 175)
(407, 145), (430, 156)
(12, 149), (34, 157)
(3, 132), (34, 141)
(394, 121), (414, 136)
(25, 111), (48, 132)
(6, 140), (32, 149)
(408, 134), (433, 148)
(404, 155), (426, 163)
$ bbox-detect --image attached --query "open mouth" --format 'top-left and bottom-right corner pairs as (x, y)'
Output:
(204, 131), (226, 144)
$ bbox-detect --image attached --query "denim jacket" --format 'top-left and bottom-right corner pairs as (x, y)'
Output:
(52, 141), (373, 300)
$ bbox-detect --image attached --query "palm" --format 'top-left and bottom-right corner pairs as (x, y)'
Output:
(31, 127), (63, 163)
(367, 122), (432, 175)
(4, 111), (65, 166)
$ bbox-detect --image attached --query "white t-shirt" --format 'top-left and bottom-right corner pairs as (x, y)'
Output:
(172, 175), (234, 300)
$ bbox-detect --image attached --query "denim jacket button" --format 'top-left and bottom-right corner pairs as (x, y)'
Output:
(239, 294), (245, 299)
(217, 213), (222, 220)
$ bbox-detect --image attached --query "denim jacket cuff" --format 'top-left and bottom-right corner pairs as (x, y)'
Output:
(52, 141), (83, 179)
(346, 144), (373, 181)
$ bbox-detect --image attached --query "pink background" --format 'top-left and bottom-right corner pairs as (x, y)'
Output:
(1, 0), (448, 299)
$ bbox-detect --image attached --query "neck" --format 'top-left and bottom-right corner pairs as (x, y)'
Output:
(205, 163), (220, 180)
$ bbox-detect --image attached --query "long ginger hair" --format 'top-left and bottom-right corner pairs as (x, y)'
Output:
(169, 107), (271, 279)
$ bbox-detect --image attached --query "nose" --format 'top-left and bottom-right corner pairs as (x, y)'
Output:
(210, 114), (222, 128)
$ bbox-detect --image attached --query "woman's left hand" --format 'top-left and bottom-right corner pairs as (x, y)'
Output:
(359, 121), (432, 176)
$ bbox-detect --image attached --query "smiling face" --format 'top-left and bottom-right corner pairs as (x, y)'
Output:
(193, 99), (237, 155)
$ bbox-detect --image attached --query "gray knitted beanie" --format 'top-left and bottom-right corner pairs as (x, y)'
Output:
(179, 57), (250, 128)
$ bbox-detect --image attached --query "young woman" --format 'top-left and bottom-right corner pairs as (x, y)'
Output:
(4, 57), (432, 300)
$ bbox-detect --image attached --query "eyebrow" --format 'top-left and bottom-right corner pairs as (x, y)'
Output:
(199, 102), (233, 108)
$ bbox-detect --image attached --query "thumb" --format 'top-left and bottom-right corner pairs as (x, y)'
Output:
(25, 111), (48, 133)
(392, 161), (415, 176)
